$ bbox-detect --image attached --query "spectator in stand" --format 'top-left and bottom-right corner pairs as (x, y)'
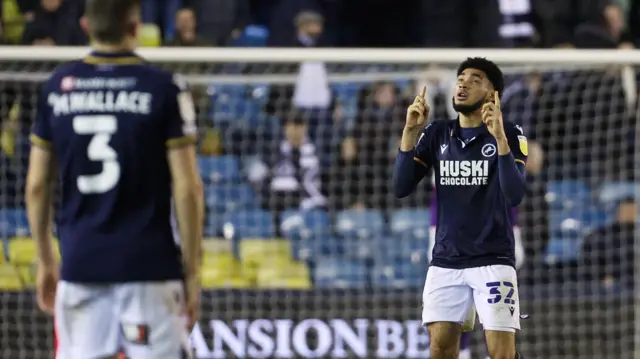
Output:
(265, 11), (331, 118)
(498, 0), (536, 47)
(581, 197), (635, 288)
(141, 0), (180, 42)
(251, 114), (326, 219)
(165, 7), (209, 47)
(22, 0), (86, 45)
(574, 2), (635, 48)
(0, 84), (35, 208)
(327, 82), (408, 210)
(185, 0), (250, 46)
(265, 11), (335, 159)
(422, 0), (502, 47)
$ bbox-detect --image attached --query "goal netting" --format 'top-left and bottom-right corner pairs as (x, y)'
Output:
(0, 47), (637, 359)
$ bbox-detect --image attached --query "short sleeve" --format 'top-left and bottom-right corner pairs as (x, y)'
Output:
(30, 86), (52, 149)
(165, 74), (198, 148)
(413, 123), (436, 169)
(506, 123), (527, 166)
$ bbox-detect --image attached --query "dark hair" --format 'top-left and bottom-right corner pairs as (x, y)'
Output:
(457, 57), (504, 95)
(85, 0), (141, 44)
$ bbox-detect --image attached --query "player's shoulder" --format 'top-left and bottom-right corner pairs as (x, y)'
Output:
(422, 119), (451, 135)
(42, 60), (85, 93)
(141, 64), (188, 92)
(503, 120), (525, 138)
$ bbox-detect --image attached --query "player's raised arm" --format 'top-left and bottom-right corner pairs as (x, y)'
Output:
(165, 77), (204, 328)
(482, 91), (527, 206)
(26, 88), (58, 314)
(393, 86), (432, 198)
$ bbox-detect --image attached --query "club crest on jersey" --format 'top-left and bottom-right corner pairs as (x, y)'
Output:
(481, 144), (496, 158)
(438, 160), (489, 186)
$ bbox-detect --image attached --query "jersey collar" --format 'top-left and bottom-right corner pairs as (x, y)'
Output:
(84, 50), (145, 65)
(449, 116), (489, 139)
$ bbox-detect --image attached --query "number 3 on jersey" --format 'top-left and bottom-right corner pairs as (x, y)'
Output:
(73, 115), (120, 194)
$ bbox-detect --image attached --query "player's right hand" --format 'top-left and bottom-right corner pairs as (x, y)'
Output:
(405, 86), (430, 131)
(36, 262), (59, 315)
(184, 272), (201, 330)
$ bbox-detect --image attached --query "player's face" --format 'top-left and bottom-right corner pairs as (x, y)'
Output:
(285, 122), (307, 147)
(453, 68), (493, 114)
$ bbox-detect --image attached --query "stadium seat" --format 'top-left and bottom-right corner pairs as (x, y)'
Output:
(212, 98), (262, 126)
(548, 207), (608, 237)
(2, 0), (25, 44)
(209, 84), (248, 101)
(598, 181), (637, 210)
(201, 267), (252, 289)
(239, 239), (292, 283)
(233, 25), (269, 47)
(546, 181), (592, 210)
(372, 236), (429, 264)
(335, 210), (385, 239)
(139, 24), (161, 47)
(291, 235), (343, 262)
(545, 235), (582, 264)
(239, 239), (292, 267)
(204, 183), (258, 213)
(279, 209), (330, 241)
(202, 237), (232, 255)
(331, 82), (365, 102)
(256, 261), (311, 289)
(390, 208), (431, 236)
(200, 252), (251, 288)
(0, 263), (23, 290)
(0, 209), (29, 238)
(222, 210), (275, 239)
(342, 238), (376, 260)
(8, 237), (36, 264)
(313, 258), (368, 289)
(198, 156), (241, 183)
(371, 259), (426, 289)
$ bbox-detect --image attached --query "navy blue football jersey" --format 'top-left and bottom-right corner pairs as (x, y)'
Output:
(414, 119), (527, 269)
(31, 51), (198, 283)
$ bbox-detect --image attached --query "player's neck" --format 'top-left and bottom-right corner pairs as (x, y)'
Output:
(92, 41), (136, 54)
(458, 113), (483, 128)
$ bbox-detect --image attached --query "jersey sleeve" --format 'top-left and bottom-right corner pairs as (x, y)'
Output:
(506, 122), (527, 166)
(164, 74), (198, 148)
(413, 123), (436, 169)
(30, 85), (52, 149)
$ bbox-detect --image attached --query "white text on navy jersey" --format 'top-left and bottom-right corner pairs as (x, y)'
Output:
(439, 160), (489, 186)
(49, 90), (152, 116)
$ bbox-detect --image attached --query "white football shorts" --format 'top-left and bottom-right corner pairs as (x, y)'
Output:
(55, 280), (191, 359)
(422, 265), (521, 332)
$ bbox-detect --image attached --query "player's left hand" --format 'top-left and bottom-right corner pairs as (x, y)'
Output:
(482, 91), (506, 141)
(36, 262), (59, 315)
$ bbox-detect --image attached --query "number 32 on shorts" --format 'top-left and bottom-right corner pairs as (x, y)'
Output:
(485, 281), (516, 304)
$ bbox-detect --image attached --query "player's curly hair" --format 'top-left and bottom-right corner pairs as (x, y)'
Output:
(457, 57), (504, 95)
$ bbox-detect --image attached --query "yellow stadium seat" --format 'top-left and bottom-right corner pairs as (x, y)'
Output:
(8, 237), (36, 264)
(9, 237), (60, 264)
(3, 0), (25, 44)
(256, 261), (311, 289)
(202, 238), (232, 254)
(201, 263), (252, 289)
(0, 263), (23, 290)
(239, 239), (292, 267)
(138, 24), (161, 47)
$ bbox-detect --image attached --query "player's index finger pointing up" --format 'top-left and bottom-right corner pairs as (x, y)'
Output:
(494, 91), (500, 109)
(420, 86), (427, 99)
